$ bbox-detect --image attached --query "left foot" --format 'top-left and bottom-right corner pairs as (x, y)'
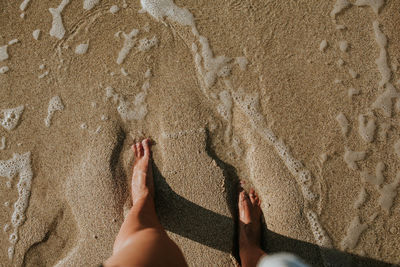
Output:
(239, 184), (262, 252)
(131, 138), (154, 205)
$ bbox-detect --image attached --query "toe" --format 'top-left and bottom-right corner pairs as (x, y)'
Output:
(249, 188), (257, 205)
(239, 191), (251, 224)
(142, 138), (151, 158)
(254, 194), (261, 206)
(137, 142), (143, 157)
(132, 144), (137, 158)
(239, 191), (248, 211)
(238, 191), (246, 215)
(239, 190), (245, 203)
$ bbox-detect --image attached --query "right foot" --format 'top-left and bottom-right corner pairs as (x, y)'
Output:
(238, 183), (262, 254)
(131, 138), (154, 205)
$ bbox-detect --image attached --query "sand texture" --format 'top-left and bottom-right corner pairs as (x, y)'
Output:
(1, 0), (400, 266)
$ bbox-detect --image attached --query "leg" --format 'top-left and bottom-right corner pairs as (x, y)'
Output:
(238, 182), (266, 267)
(104, 139), (187, 267)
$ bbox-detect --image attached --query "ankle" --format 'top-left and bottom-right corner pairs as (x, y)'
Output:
(240, 247), (266, 267)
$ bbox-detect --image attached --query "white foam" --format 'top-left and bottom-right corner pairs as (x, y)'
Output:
(334, 78), (342, 84)
(348, 88), (360, 98)
(344, 148), (366, 170)
(231, 87), (265, 125)
(378, 172), (400, 213)
(339, 40), (348, 52)
(196, 36), (231, 88)
(0, 152), (33, 260)
(217, 90), (232, 121)
(116, 29), (139, 65)
(109, 5), (120, 13)
(336, 24), (347, 30)
(336, 113), (349, 136)
(340, 215), (368, 250)
(353, 187), (368, 209)
(38, 70), (49, 79)
(8, 39), (19, 46)
(141, 0), (231, 90)
(83, 0), (100, 10)
(8, 247), (14, 260)
(106, 82), (150, 121)
(235, 57), (248, 70)
(394, 140), (400, 158)
(39, 64), (45, 70)
(358, 115), (376, 143)
(44, 96), (64, 128)
(75, 43), (89, 55)
(100, 115), (108, 121)
(0, 45), (9, 61)
(319, 40), (328, 52)
(330, 0), (351, 18)
(95, 125), (102, 133)
(144, 68), (152, 78)
(49, 0), (70, 39)
(1, 106), (24, 131)
(0, 137), (5, 150)
(231, 87), (317, 201)
(306, 210), (332, 248)
(137, 36), (158, 52)
(360, 161), (385, 186)
(372, 21), (391, 87)
(140, 0), (195, 26)
(348, 68), (358, 79)
(121, 67), (128, 76)
(217, 90), (233, 142)
(117, 95), (148, 121)
(372, 83), (399, 117)
(389, 226), (398, 234)
(0, 66), (9, 74)
(354, 0), (384, 14)
(320, 153), (328, 164)
(142, 80), (150, 91)
(19, 0), (31, 11)
(105, 86), (117, 102)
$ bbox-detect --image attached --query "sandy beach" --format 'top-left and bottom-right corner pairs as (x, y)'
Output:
(0, 0), (399, 266)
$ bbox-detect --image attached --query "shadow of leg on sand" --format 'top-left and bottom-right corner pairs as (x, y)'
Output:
(152, 163), (396, 267)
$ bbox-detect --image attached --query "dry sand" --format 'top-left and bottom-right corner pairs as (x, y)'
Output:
(0, 0), (399, 266)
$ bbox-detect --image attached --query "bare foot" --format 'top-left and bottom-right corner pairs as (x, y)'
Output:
(238, 183), (265, 267)
(131, 138), (154, 205)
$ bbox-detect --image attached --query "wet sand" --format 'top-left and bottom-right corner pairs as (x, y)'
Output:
(0, 0), (399, 266)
